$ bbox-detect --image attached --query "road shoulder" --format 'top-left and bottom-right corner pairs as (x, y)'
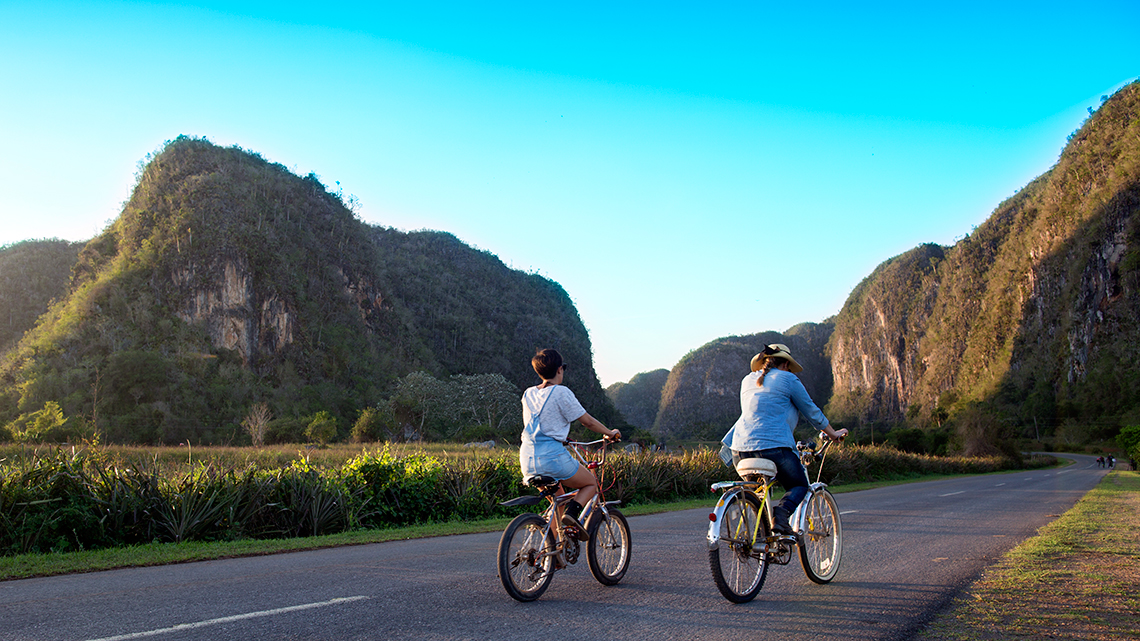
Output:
(916, 469), (1140, 640)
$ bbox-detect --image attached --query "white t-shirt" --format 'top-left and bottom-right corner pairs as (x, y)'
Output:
(521, 385), (586, 442)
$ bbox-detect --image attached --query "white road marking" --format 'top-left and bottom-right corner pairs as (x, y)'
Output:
(1056, 469), (1073, 474)
(839, 510), (858, 515)
(940, 491), (965, 497)
(994, 483), (1006, 487)
(85, 596), (369, 641)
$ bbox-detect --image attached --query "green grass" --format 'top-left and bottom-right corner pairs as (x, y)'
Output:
(917, 470), (1140, 640)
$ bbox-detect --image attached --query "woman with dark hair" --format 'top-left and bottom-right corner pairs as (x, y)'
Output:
(519, 348), (620, 539)
(723, 343), (847, 534)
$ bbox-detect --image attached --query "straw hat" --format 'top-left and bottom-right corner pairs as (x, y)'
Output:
(750, 343), (803, 374)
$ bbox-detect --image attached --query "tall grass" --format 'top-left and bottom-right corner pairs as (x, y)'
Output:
(0, 442), (1052, 557)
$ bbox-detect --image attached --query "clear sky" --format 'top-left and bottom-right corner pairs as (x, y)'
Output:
(2, 1), (1138, 387)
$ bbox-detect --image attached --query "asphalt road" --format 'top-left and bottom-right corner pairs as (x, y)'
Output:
(0, 454), (1108, 641)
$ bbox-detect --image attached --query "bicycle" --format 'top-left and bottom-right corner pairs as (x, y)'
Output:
(497, 437), (632, 602)
(706, 432), (843, 603)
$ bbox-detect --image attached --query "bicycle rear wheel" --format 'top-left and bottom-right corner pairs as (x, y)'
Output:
(798, 489), (842, 584)
(586, 507), (631, 585)
(498, 513), (556, 601)
(709, 491), (769, 603)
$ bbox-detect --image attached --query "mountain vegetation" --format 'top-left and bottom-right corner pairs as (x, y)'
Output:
(0, 137), (614, 445)
(6, 81), (1139, 451)
(0, 239), (83, 355)
(827, 81), (1140, 449)
(652, 324), (833, 442)
(605, 368), (670, 431)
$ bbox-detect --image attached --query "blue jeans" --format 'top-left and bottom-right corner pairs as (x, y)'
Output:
(733, 447), (809, 512)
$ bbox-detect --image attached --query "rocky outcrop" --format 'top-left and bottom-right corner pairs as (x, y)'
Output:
(827, 82), (1140, 428)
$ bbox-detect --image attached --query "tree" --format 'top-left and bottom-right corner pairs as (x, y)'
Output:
(1117, 425), (1140, 461)
(242, 402), (273, 446)
(448, 373), (521, 436)
(305, 411), (338, 445)
(351, 405), (398, 442)
(391, 371), (452, 440)
(7, 401), (73, 443)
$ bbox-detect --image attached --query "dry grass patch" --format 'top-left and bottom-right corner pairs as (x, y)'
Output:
(919, 471), (1140, 640)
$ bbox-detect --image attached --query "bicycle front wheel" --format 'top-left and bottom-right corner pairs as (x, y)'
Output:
(709, 491), (769, 603)
(497, 513), (556, 601)
(798, 489), (842, 584)
(586, 507), (631, 585)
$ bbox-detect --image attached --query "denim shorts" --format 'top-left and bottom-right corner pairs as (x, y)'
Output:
(519, 436), (580, 482)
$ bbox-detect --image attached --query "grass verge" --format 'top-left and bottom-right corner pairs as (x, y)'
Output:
(917, 470), (1140, 640)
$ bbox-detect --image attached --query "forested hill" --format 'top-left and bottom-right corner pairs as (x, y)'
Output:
(827, 80), (1140, 439)
(0, 136), (613, 443)
(0, 239), (83, 355)
(606, 368), (670, 431)
(652, 323), (833, 442)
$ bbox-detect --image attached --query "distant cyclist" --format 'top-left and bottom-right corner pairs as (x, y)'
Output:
(519, 348), (621, 539)
(721, 343), (847, 534)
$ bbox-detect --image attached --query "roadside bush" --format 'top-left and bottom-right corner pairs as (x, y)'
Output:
(0, 442), (1054, 557)
(1117, 425), (1140, 461)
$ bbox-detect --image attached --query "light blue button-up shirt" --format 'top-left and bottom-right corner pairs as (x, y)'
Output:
(725, 369), (830, 451)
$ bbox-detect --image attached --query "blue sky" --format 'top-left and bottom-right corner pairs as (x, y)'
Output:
(1, 1), (1137, 387)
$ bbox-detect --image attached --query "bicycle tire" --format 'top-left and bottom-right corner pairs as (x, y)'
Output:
(497, 513), (556, 601)
(798, 489), (842, 584)
(586, 507), (631, 585)
(709, 491), (769, 603)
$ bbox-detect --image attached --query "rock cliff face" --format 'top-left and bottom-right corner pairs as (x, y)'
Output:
(652, 324), (833, 441)
(827, 82), (1140, 430)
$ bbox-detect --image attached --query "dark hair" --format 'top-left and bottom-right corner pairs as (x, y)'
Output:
(532, 348), (563, 380)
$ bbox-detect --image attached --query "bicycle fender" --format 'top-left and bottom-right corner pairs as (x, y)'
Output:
(706, 488), (741, 550)
(791, 483), (829, 531)
(499, 495), (545, 507)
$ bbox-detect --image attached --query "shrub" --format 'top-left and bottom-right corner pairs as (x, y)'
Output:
(305, 412), (338, 445)
(351, 406), (397, 443)
(1117, 425), (1140, 460)
(266, 416), (308, 444)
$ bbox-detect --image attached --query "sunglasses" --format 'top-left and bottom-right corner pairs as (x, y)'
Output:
(762, 345), (781, 356)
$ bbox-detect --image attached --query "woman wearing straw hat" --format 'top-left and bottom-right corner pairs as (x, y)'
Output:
(722, 343), (847, 534)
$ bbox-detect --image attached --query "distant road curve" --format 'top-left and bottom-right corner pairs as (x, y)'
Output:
(0, 454), (1106, 641)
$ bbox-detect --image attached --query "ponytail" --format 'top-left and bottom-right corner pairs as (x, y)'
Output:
(756, 358), (777, 386)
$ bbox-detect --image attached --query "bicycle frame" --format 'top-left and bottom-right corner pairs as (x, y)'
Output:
(706, 434), (836, 551)
(498, 437), (633, 601)
(504, 438), (621, 566)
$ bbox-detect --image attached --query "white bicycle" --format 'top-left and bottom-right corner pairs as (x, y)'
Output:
(706, 433), (843, 602)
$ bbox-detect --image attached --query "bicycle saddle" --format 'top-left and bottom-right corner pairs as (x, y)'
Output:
(735, 458), (777, 481)
(523, 475), (559, 488)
